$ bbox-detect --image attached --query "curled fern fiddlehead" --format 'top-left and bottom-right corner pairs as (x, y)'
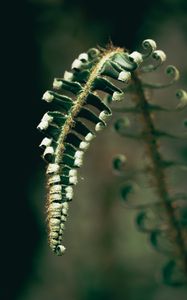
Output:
(113, 42), (187, 285)
(37, 43), (146, 255)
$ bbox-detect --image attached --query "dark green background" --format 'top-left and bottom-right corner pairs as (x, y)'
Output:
(1, 0), (187, 299)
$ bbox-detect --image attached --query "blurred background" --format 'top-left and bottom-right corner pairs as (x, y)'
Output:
(2, 0), (187, 299)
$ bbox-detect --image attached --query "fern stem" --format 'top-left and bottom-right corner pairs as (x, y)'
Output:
(132, 72), (187, 274)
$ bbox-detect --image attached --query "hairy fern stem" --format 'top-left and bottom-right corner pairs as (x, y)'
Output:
(55, 48), (123, 163)
(132, 72), (187, 274)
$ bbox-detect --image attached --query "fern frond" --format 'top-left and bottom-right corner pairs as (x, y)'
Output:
(114, 44), (187, 284)
(38, 42), (151, 255)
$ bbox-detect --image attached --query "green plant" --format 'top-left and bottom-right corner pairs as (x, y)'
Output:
(37, 39), (187, 285)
